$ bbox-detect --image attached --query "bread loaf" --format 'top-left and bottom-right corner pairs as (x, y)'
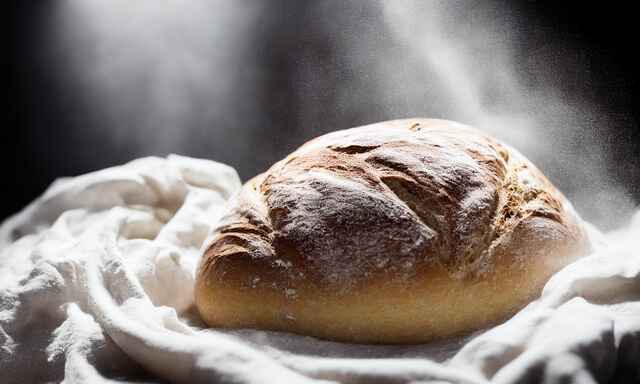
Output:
(195, 118), (590, 344)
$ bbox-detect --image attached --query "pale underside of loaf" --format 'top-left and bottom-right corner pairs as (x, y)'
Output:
(196, 118), (589, 343)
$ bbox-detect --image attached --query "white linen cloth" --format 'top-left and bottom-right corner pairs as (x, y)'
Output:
(0, 155), (638, 384)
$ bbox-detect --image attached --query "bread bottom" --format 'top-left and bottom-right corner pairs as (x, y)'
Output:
(195, 249), (570, 344)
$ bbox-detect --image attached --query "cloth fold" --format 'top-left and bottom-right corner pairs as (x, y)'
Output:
(1, 155), (638, 384)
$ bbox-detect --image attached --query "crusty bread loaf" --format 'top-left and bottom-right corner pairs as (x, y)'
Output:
(195, 118), (590, 344)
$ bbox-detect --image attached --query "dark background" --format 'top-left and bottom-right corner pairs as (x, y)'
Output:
(7, 1), (639, 229)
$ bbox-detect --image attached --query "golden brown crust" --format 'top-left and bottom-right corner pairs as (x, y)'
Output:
(195, 118), (590, 344)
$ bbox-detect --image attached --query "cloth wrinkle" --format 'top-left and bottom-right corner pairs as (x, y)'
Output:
(0, 155), (638, 384)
